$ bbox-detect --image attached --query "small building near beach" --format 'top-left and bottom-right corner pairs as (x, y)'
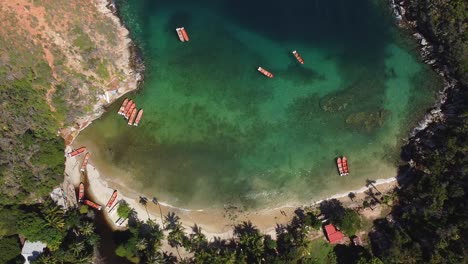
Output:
(324, 224), (344, 244)
(21, 240), (46, 264)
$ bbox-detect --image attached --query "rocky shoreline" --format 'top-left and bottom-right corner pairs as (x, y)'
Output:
(389, 0), (466, 178)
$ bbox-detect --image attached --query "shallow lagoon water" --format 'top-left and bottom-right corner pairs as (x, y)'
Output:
(76, 0), (441, 209)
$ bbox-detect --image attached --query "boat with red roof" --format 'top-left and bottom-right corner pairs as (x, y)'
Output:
(78, 182), (85, 202)
(118, 98), (129, 115)
(292, 50), (304, 64)
(84, 199), (102, 211)
(128, 108), (137, 125)
(67, 147), (86, 157)
(180, 27), (190, 41)
(125, 102), (136, 119)
(176, 28), (185, 42)
(106, 190), (118, 208)
(133, 109), (144, 126)
(342, 156), (349, 175)
(122, 100), (134, 117)
(336, 157), (345, 176)
(258, 67), (274, 78)
(80, 153), (91, 172)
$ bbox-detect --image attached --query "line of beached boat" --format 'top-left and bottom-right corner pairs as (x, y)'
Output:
(117, 98), (144, 126)
(336, 156), (350, 176)
(78, 182), (119, 212)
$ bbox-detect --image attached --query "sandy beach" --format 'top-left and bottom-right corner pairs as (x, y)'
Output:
(64, 147), (398, 241)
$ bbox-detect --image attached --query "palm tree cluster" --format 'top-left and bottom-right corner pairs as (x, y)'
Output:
(156, 209), (324, 263)
(34, 200), (100, 263)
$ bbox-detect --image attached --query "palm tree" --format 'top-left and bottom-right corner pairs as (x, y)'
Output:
(164, 212), (181, 231)
(234, 221), (264, 263)
(189, 224), (207, 252)
(71, 241), (85, 256)
(164, 212), (185, 260)
(146, 252), (166, 264)
(366, 179), (380, 193)
(152, 197), (165, 228)
(79, 221), (95, 237)
(139, 196), (150, 219)
(348, 192), (356, 201)
(136, 238), (148, 252)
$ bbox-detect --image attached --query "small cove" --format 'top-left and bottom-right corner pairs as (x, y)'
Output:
(76, 0), (442, 209)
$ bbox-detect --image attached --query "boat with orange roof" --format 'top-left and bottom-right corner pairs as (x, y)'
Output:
(292, 50), (304, 64)
(176, 28), (185, 42)
(106, 190), (118, 208)
(67, 147), (86, 157)
(80, 152), (91, 172)
(78, 182), (85, 202)
(180, 27), (190, 41)
(133, 109), (144, 126)
(337, 157), (345, 176)
(258, 67), (274, 78)
(122, 100), (133, 117)
(128, 109), (137, 125)
(342, 156), (349, 175)
(118, 98), (129, 115)
(84, 199), (102, 211)
(125, 103), (136, 120)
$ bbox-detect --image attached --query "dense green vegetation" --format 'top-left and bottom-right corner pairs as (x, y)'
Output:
(112, 204), (373, 263)
(406, 0), (468, 85)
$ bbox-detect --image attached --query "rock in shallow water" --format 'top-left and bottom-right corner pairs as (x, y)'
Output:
(345, 110), (390, 132)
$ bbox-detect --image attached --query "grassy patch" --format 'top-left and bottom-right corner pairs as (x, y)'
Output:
(72, 26), (95, 52)
(307, 239), (336, 263)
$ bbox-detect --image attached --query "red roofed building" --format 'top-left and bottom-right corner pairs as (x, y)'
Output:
(324, 224), (344, 244)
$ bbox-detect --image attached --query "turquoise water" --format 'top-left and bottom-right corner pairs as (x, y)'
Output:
(76, 0), (441, 209)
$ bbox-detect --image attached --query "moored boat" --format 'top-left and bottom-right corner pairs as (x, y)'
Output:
(342, 156), (349, 175)
(67, 147), (86, 157)
(292, 50), (304, 64)
(181, 27), (190, 41)
(80, 152), (91, 172)
(84, 199), (102, 211)
(122, 100), (133, 117)
(78, 182), (85, 202)
(124, 102), (136, 119)
(128, 108), (137, 125)
(337, 157), (345, 176)
(133, 109), (144, 126)
(106, 190), (118, 208)
(258, 67), (274, 78)
(176, 28), (185, 42)
(118, 98), (129, 115)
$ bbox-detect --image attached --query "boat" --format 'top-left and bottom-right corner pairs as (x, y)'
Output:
(128, 108), (137, 125)
(342, 156), (349, 175)
(84, 199), (102, 211)
(133, 109), (144, 126)
(118, 98), (129, 115)
(123, 101), (135, 119)
(258, 67), (274, 78)
(336, 157), (345, 177)
(122, 100), (133, 117)
(80, 152), (91, 172)
(292, 50), (304, 64)
(106, 190), (118, 208)
(78, 182), (85, 202)
(180, 27), (190, 41)
(176, 28), (185, 42)
(67, 147), (86, 157)
(125, 103), (136, 120)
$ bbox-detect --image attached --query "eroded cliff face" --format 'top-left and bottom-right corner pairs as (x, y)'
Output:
(0, 0), (140, 143)
(0, 0), (139, 203)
